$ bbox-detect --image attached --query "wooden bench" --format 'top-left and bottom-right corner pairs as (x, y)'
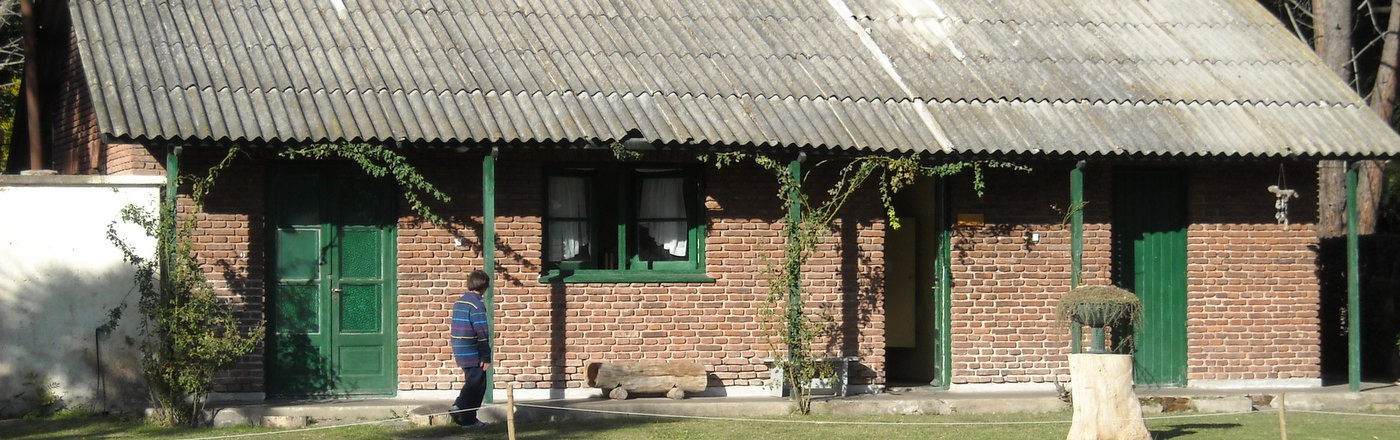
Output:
(586, 362), (708, 400)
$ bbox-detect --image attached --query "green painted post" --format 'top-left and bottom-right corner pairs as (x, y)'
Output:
(483, 148), (498, 401)
(1070, 162), (1085, 354)
(1090, 328), (1106, 354)
(1347, 162), (1361, 393)
(934, 177), (953, 390)
(787, 155), (803, 380)
(163, 147), (181, 279)
(165, 146), (180, 213)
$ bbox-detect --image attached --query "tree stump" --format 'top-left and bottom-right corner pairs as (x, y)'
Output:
(1067, 354), (1150, 440)
(587, 362), (707, 400)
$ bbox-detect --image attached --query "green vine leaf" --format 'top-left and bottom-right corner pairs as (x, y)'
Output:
(281, 143), (453, 226)
(700, 152), (1028, 413)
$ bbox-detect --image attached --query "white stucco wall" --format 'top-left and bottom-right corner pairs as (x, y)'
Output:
(0, 175), (163, 415)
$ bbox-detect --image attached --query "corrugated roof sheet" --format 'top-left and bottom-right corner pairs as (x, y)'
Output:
(68, 0), (1400, 157)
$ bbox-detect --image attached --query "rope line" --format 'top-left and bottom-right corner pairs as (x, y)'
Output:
(1293, 409), (1400, 419)
(516, 403), (1264, 426)
(513, 402), (1070, 425)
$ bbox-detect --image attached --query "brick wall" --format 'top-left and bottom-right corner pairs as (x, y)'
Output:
(168, 149), (883, 394)
(45, 4), (163, 177)
(947, 164), (1093, 385)
(139, 147), (1324, 393)
(397, 151), (886, 392)
(48, 22), (97, 175)
(105, 144), (164, 176)
(1186, 163), (1320, 381)
(181, 151), (269, 392)
(947, 161), (1320, 386)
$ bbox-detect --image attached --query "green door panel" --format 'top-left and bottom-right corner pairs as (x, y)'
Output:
(338, 284), (383, 333)
(340, 229), (383, 278)
(1113, 168), (1188, 386)
(275, 229), (322, 280)
(268, 166), (397, 397)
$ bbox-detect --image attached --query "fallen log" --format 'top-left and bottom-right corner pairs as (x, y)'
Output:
(586, 362), (708, 400)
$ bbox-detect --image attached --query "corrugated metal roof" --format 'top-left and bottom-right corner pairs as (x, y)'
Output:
(68, 0), (1400, 157)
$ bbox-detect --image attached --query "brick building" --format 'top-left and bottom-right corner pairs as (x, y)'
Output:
(14, 0), (1400, 400)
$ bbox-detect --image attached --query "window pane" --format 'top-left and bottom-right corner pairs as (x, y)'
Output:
(548, 175), (591, 263)
(548, 176), (589, 218)
(548, 220), (591, 262)
(637, 176), (688, 262)
(638, 220), (687, 261)
(638, 176), (686, 219)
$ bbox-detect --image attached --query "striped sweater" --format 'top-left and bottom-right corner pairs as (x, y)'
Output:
(451, 291), (491, 368)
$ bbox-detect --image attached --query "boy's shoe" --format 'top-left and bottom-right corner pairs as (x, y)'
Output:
(462, 421), (488, 430)
(448, 405), (466, 426)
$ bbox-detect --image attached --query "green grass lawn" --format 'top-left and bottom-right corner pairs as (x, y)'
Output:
(5, 409), (1400, 439)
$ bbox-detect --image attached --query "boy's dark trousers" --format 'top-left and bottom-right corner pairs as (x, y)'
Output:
(452, 366), (487, 425)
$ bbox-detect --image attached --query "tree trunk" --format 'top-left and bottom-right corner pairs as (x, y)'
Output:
(1315, 0), (1354, 81)
(1316, 0), (1356, 238)
(1358, 0), (1400, 235)
(586, 362), (708, 398)
(1067, 354), (1151, 440)
(1373, 0), (1400, 124)
(1319, 161), (1348, 238)
(19, 0), (41, 171)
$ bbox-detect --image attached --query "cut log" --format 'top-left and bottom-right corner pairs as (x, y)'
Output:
(587, 362), (707, 399)
(1067, 353), (1150, 440)
(608, 387), (628, 400)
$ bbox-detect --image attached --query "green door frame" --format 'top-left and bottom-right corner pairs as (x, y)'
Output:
(1113, 167), (1189, 386)
(932, 176), (953, 390)
(266, 164), (398, 397)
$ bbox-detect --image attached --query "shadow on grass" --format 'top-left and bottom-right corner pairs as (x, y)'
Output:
(3, 414), (179, 439)
(395, 417), (682, 439)
(1150, 422), (1244, 439)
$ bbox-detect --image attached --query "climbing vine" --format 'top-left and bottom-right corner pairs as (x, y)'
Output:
(106, 147), (262, 426)
(105, 143), (451, 426)
(280, 143), (452, 226)
(702, 152), (1025, 414)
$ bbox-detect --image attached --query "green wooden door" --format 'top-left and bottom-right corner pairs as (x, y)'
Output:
(268, 166), (397, 396)
(1113, 168), (1188, 386)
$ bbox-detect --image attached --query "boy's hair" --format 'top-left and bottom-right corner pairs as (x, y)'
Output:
(467, 269), (491, 293)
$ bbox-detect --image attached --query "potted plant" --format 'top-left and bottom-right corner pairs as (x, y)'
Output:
(1056, 285), (1142, 354)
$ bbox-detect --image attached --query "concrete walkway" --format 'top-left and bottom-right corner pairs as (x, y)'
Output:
(207, 382), (1400, 428)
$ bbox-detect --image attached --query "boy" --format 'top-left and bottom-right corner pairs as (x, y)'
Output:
(450, 269), (492, 428)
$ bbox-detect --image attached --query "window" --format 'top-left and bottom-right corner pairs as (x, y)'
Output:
(543, 165), (711, 282)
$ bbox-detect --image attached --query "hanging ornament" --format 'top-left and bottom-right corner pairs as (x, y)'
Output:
(1267, 164), (1298, 225)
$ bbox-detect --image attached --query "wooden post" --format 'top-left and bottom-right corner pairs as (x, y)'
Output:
(1277, 392), (1288, 440)
(506, 383), (517, 440)
(20, 0), (43, 171)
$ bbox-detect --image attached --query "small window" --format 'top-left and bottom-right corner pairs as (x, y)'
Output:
(543, 165), (710, 282)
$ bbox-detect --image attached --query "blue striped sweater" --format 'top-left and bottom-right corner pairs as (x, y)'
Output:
(451, 291), (491, 368)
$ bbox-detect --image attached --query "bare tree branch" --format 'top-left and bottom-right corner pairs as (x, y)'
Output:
(0, 0), (21, 90)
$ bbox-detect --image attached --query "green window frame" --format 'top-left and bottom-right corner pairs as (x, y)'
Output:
(541, 164), (712, 283)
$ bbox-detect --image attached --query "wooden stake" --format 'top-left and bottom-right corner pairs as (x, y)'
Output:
(507, 383), (517, 440)
(1277, 392), (1288, 440)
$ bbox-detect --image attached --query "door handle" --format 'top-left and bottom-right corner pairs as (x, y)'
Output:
(332, 287), (344, 300)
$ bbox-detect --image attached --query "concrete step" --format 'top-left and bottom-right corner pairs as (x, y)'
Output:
(202, 384), (1400, 427)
